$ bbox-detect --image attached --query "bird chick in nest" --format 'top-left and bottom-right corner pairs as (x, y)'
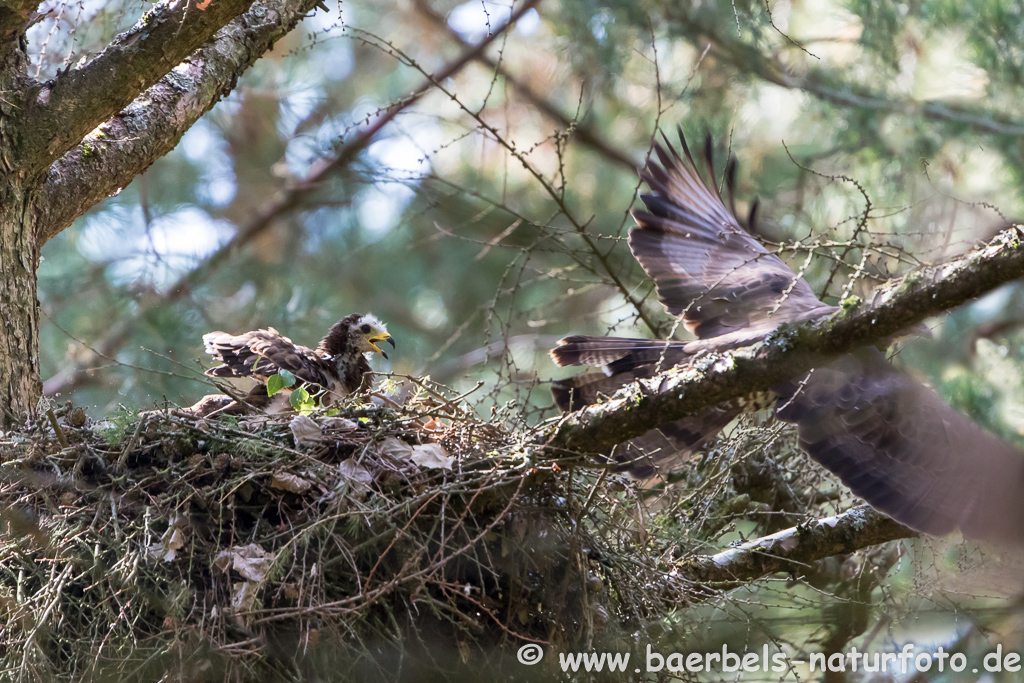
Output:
(188, 313), (394, 417)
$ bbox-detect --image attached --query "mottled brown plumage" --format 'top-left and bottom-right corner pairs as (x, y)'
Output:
(199, 313), (393, 414)
(552, 130), (1024, 542)
(176, 384), (274, 418)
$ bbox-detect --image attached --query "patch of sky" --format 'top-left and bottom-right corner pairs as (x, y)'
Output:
(589, 10), (611, 42)
(284, 94), (386, 176)
(78, 205), (234, 289)
(277, 81), (327, 139)
(180, 120), (236, 207)
(304, 0), (349, 34)
(314, 112), (353, 151)
(354, 120), (442, 239)
(284, 135), (324, 177)
(317, 42), (354, 84)
(26, 0), (113, 79)
(413, 288), (449, 330)
(448, 1), (540, 42)
(305, 205), (355, 248)
(356, 185), (413, 240)
(972, 286), (1013, 320)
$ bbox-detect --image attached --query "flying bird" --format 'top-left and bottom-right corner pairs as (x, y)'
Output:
(550, 131), (1024, 543)
(192, 313), (394, 415)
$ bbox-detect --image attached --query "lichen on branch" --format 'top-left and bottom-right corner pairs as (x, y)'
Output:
(540, 226), (1024, 455)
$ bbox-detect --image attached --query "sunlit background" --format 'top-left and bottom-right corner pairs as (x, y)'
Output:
(25, 0), (1024, 676)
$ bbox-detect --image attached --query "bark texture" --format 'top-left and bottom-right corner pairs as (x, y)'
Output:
(0, 194), (41, 421)
(541, 226), (1024, 455)
(0, 1), (41, 42)
(679, 505), (915, 593)
(15, 0), (256, 175)
(1, 25), (39, 418)
(0, 0), (321, 418)
(35, 0), (324, 242)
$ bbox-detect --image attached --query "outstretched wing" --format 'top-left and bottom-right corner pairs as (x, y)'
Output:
(550, 131), (1024, 542)
(775, 349), (1024, 543)
(203, 328), (332, 388)
(629, 131), (835, 340)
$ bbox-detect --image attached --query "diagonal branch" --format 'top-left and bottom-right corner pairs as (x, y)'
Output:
(35, 0), (322, 242)
(679, 505), (915, 592)
(413, 0), (636, 171)
(41, 0), (543, 397)
(17, 0), (258, 174)
(540, 226), (1024, 454)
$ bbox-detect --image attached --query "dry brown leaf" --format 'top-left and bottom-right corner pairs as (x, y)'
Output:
(338, 460), (373, 491)
(271, 472), (313, 494)
(321, 417), (358, 431)
(411, 443), (453, 470)
(290, 415), (321, 447)
(379, 436), (413, 461)
(148, 517), (188, 562)
(214, 543), (272, 583)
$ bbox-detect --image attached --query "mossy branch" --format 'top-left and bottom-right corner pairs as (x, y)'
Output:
(16, 0), (259, 174)
(0, 0), (42, 42)
(540, 226), (1024, 455)
(679, 505), (915, 593)
(35, 0), (324, 242)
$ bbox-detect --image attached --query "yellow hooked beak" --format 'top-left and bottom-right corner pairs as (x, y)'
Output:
(368, 334), (396, 360)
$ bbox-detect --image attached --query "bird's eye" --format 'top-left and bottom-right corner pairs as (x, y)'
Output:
(360, 324), (371, 334)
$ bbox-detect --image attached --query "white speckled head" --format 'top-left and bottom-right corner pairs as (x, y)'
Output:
(352, 313), (393, 359)
(321, 313), (393, 359)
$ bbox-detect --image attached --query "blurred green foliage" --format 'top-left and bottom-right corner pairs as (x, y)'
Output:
(32, 0), (1024, 443)
(22, 0), (1024, 677)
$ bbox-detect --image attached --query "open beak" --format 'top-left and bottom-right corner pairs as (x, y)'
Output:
(369, 335), (395, 360)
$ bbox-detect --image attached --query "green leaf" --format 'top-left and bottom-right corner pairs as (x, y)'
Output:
(289, 386), (310, 410)
(267, 370), (297, 396)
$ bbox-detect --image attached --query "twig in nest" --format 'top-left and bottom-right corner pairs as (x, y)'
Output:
(46, 408), (68, 449)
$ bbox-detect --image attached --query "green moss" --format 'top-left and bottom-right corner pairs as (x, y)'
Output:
(98, 405), (138, 446)
(839, 294), (862, 311)
(895, 271), (924, 294)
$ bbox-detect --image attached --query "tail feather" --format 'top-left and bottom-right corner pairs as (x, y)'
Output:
(550, 335), (692, 374)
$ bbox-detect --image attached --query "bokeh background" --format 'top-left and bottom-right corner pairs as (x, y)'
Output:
(24, 2), (1024, 677)
(34, 0), (1024, 436)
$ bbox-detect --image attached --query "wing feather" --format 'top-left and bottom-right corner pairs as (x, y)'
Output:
(550, 335), (692, 374)
(629, 130), (835, 337)
(547, 131), (1024, 542)
(776, 350), (1024, 542)
(203, 328), (332, 388)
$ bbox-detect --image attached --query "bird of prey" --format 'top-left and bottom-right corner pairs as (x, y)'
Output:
(193, 313), (394, 415)
(550, 131), (1024, 543)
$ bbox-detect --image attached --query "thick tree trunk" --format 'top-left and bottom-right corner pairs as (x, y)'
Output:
(0, 0), (326, 419)
(0, 38), (41, 420)
(0, 196), (40, 420)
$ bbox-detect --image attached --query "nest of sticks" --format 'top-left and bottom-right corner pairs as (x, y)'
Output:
(0, 377), (735, 683)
